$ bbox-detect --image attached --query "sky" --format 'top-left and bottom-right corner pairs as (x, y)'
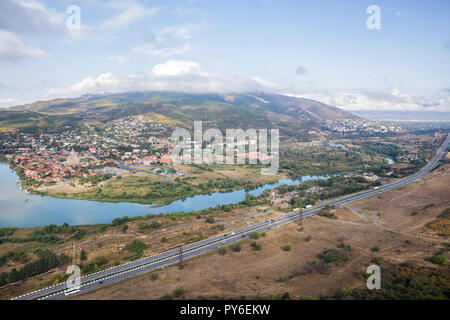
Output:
(0, 0), (449, 113)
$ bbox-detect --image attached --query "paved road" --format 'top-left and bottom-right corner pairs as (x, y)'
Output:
(12, 135), (449, 300)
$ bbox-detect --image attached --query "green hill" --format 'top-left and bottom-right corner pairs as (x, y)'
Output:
(4, 91), (358, 139)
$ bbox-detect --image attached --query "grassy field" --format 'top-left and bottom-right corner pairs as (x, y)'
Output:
(42, 165), (285, 205)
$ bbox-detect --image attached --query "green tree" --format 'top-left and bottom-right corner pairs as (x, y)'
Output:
(80, 249), (87, 261)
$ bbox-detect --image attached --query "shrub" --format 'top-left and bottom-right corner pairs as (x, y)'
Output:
(124, 240), (147, 259)
(174, 286), (185, 297)
(150, 221), (161, 229)
(281, 292), (291, 300)
(231, 245), (241, 252)
(282, 245), (291, 252)
(218, 248), (227, 255)
(371, 246), (380, 252)
(205, 217), (215, 224)
(58, 253), (71, 265)
(430, 254), (447, 265)
(161, 237), (168, 243)
(251, 242), (261, 251)
(250, 232), (260, 239)
(371, 257), (383, 264)
(304, 235), (312, 242)
(151, 273), (159, 281)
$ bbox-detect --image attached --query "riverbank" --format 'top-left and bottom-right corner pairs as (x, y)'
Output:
(0, 161), (331, 227)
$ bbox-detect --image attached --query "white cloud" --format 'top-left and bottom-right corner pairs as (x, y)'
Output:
(133, 43), (191, 57)
(0, 98), (15, 104)
(0, 30), (46, 62)
(151, 60), (200, 76)
(287, 87), (450, 112)
(0, 0), (64, 35)
(107, 55), (128, 64)
(101, 1), (161, 30)
(173, 6), (206, 17)
(160, 22), (205, 40)
(48, 60), (281, 97)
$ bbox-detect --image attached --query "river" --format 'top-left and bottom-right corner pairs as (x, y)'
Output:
(0, 162), (333, 228)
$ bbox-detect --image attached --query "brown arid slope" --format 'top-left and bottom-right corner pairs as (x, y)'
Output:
(74, 164), (450, 300)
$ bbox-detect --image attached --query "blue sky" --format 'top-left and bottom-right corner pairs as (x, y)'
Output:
(0, 0), (449, 112)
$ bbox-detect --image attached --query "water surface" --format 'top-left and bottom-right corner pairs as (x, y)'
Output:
(0, 162), (331, 228)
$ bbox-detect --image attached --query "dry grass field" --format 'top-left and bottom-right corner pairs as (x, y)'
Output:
(73, 164), (450, 300)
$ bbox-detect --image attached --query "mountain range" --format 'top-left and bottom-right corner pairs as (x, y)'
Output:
(1, 91), (358, 140)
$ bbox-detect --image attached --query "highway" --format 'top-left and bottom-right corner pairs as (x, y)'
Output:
(12, 134), (449, 300)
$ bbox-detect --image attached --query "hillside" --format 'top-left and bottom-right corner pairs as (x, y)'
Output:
(4, 91), (358, 140)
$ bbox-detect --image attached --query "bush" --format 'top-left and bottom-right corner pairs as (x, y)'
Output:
(150, 221), (161, 229)
(282, 245), (291, 252)
(371, 257), (383, 264)
(151, 273), (159, 281)
(430, 254), (447, 265)
(174, 286), (185, 297)
(250, 232), (260, 239)
(304, 235), (312, 242)
(231, 245), (241, 252)
(205, 217), (215, 224)
(80, 256), (108, 274)
(371, 246), (380, 252)
(161, 237), (168, 243)
(111, 216), (132, 226)
(58, 253), (71, 265)
(218, 248), (227, 255)
(281, 292), (291, 300)
(251, 242), (261, 251)
(124, 240), (148, 259)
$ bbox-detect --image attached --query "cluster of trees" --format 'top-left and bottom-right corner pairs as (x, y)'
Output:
(359, 142), (404, 160)
(287, 176), (381, 209)
(37, 223), (87, 239)
(0, 250), (59, 286)
(0, 251), (29, 266)
(79, 256), (108, 275)
(78, 173), (112, 186)
(137, 221), (161, 233)
(333, 265), (450, 299)
(197, 179), (258, 192)
(0, 228), (17, 237)
(111, 216), (135, 226)
(0, 223), (90, 246)
(124, 240), (148, 259)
